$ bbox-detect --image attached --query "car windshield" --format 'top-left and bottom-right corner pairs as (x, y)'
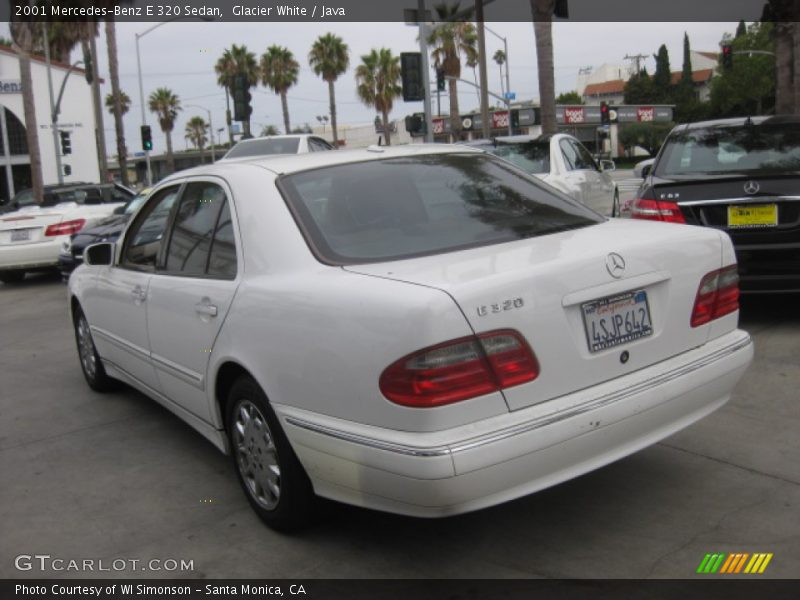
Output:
(225, 138), (300, 158)
(280, 153), (601, 264)
(656, 121), (800, 176)
(485, 141), (551, 174)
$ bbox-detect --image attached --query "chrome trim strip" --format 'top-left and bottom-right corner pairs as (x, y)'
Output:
(91, 326), (150, 361)
(150, 352), (204, 389)
(286, 334), (752, 458)
(679, 196), (800, 207)
(284, 419), (452, 457)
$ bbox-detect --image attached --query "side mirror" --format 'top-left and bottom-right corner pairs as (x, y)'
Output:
(641, 164), (652, 178)
(84, 242), (114, 267)
(599, 159), (616, 172)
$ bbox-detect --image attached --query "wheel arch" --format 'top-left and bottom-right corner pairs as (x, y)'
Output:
(213, 360), (256, 433)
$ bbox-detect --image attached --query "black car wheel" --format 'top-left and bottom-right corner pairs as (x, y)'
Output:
(0, 270), (25, 284)
(227, 375), (315, 531)
(73, 307), (117, 392)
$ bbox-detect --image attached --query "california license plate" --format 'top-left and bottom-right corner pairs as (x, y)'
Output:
(728, 204), (778, 228)
(11, 229), (31, 242)
(581, 290), (653, 353)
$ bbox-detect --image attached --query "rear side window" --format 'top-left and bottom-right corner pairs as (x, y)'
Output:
(488, 142), (550, 174)
(280, 153), (601, 265)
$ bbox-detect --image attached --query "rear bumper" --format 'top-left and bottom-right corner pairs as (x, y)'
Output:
(735, 243), (800, 293)
(277, 329), (753, 518)
(0, 237), (63, 270)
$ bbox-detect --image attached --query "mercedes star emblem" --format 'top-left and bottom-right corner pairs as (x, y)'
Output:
(606, 252), (626, 279)
(743, 180), (760, 195)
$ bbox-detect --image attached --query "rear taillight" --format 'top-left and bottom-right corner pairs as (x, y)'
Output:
(379, 329), (539, 408)
(691, 265), (740, 328)
(45, 219), (85, 237)
(631, 198), (686, 224)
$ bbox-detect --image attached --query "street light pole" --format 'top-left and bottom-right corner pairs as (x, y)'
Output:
(42, 21), (64, 185)
(417, 0), (434, 143)
(485, 24), (512, 135)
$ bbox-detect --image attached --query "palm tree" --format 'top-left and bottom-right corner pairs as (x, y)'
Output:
(106, 20), (130, 186)
(184, 116), (208, 162)
(148, 87), (181, 173)
(531, 0), (557, 134)
(355, 48), (402, 146)
(215, 45), (259, 140)
(105, 91), (131, 116)
(493, 49), (507, 98)
(260, 46), (299, 135)
(308, 33), (349, 146)
(9, 21), (43, 203)
(428, 2), (478, 141)
(260, 124), (280, 136)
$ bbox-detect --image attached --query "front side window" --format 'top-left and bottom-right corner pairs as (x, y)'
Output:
(560, 140), (579, 171)
(570, 140), (599, 171)
(281, 153), (601, 264)
(122, 186), (180, 269)
(164, 182), (227, 276)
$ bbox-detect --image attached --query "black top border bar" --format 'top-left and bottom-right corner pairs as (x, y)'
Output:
(3, 0), (792, 23)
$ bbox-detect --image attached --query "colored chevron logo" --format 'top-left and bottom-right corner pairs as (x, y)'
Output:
(696, 552), (773, 574)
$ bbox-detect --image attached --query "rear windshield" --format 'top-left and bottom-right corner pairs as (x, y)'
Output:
(486, 141), (551, 174)
(225, 138), (300, 158)
(280, 153), (601, 264)
(656, 122), (800, 177)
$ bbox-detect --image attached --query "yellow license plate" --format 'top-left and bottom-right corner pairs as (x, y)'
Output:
(728, 204), (778, 228)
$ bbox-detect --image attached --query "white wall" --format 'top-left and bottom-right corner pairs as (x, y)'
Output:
(0, 48), (99, 187)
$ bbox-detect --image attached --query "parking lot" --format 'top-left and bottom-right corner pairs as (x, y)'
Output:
(1, 272), (798, 579)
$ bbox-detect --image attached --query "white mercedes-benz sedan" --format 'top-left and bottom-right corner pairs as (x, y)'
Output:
(68, 144), (753, 530)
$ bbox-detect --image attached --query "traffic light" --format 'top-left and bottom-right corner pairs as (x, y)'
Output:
(436, 68), (445, 92)
(140, 125), (153, 151)
(721, 44), (733, 69)
(400, 52), (424, 102)
(59, 130), (72, 155)
(553, 0), (569, 18)
(63, 164), (72, 176)
(232, 75), (252, 121)
(600, 101), (610, 125)
(83, 48), (93, 84)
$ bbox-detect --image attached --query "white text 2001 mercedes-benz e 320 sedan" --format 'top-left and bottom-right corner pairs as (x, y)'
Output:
(68, 144), (753, 530)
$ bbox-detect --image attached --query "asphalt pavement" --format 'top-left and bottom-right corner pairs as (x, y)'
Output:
(1, 273), (798, 579)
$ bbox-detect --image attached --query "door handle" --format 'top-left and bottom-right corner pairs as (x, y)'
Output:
(131, 285), (146, 302)
(194, 302), (218, 317)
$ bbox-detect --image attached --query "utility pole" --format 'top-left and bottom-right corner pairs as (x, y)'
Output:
(42, 22), (64, 185)
(476, 1), (490, 139)
(624, 53), (648, 74)
(417, 0), (434, 143)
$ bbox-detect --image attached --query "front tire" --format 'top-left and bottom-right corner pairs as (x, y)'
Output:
(227, 376), (315, 531)
(73, 307), (117, 392)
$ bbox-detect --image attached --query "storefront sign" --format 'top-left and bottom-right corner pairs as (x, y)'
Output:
(0, 80), (22, 94)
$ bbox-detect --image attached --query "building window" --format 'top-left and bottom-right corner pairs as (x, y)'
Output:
(5, 108), (28, 155)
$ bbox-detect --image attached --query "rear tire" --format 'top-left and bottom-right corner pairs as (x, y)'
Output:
(73, 307), (117, 392)
(227, 376), (316, 531)
(0, 270), (25, 284)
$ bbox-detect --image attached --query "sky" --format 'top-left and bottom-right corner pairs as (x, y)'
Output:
(3, 19), (741, 157)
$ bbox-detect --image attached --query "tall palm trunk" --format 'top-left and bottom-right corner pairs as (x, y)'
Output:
(775, 23), (794, 114)
(532, 0), (557, 135)
(84, 31), (108, 182)
(793, 25), (800, 115)
(11, 25), (43, 202)
(381, 109), (391, 146)
(448, 78), (460, 141)
(328, 79), (339, 146)
(281, 92), (291, 134)
(165, 131), (174, 172)
(105, 21), (129, 186)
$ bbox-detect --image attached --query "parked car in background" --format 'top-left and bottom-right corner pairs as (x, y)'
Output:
(632, 116), (800, 293)
(0, 182), (133, 214)
(218, 134), (335, 162)
(59, 188), (152, 279)
(0, 183), (134, 283)
(69, 145), (751, 530)
(465, 134), (619, 216)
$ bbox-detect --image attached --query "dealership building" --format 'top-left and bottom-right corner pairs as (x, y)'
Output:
(0, 45), (99, 203)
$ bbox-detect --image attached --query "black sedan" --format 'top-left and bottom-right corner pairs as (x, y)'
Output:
(58, 189), (150, 279)
(632, 116), (800, 293)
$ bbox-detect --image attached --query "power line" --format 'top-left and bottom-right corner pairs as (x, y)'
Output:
(624, 53), (648, 73)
